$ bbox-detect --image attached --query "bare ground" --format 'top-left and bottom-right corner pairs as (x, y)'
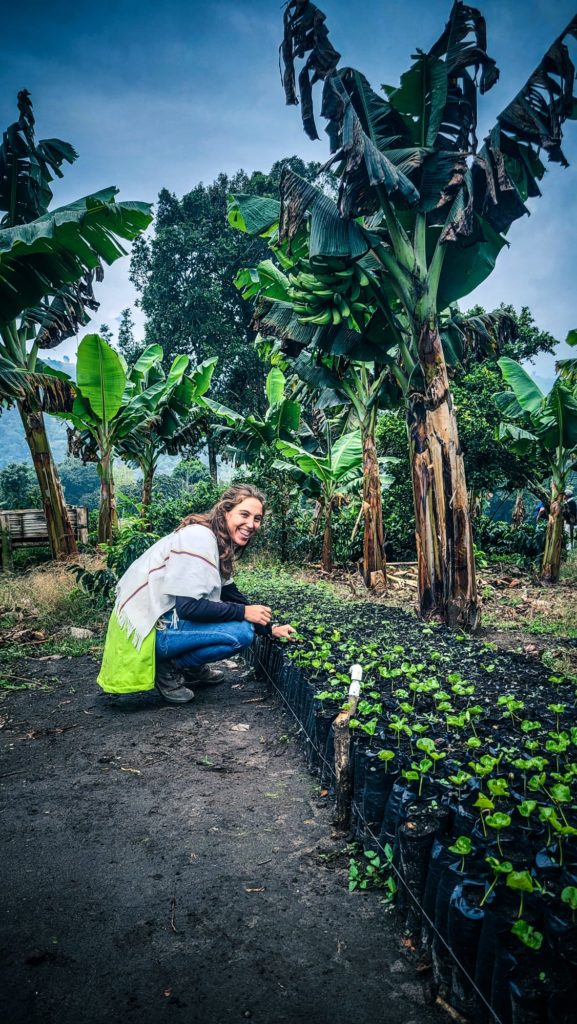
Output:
(0, 655), (444, 1024)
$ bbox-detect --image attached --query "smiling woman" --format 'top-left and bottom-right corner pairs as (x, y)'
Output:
(97, 484), (296, 704)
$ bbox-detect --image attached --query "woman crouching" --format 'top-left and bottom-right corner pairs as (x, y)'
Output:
(98, 484), (296, 703)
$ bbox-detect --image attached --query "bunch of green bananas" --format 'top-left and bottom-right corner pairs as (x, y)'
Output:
(287, 261), (373, 329)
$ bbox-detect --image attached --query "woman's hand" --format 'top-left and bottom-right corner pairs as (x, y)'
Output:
(244, 604), (272, 626)
(271, 624), (298, 641)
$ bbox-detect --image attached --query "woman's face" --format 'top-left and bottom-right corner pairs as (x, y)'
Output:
(225, 497), (264, 547)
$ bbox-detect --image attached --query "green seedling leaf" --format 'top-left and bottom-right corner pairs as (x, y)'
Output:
(506, 870), (534, 893)
(377, 749), (396, 763)
(561, 886), (577, 912)
(486, 812), (512, 830)
(448, 836), (473, 856)
(518, 800), (537, 819)
(511, 920), (543, 951)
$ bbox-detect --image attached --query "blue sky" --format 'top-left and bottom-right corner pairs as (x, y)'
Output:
(2, 0), (576, 386)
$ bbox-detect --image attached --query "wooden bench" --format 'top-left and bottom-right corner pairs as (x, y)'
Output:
(0, 506), (89, 570)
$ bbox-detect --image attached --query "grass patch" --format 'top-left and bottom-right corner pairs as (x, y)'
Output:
(0, 557), (109, 664)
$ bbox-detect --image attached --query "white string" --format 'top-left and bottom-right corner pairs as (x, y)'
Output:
(249, 640), (504, 1024)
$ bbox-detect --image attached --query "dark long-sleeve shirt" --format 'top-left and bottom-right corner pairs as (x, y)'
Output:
(175, 581), (272, 635)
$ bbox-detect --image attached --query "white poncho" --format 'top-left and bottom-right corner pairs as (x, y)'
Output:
(114, 524), (223, 648)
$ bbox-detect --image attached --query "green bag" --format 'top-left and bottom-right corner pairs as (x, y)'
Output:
(97, 611), (156, 693)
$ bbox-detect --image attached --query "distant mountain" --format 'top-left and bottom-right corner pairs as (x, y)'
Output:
(0, 359), (75, 469)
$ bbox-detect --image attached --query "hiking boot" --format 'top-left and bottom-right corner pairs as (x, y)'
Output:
(157, 684), (195, 704)
(182, 664), (225, 688)
(156, 661), (195, 703)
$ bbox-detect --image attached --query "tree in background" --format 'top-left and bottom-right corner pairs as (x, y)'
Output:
(117, 308), (141, 365)
(0, 463), (40, 509)
(495, 359), (577, 583)
(278, 0), (577, 629)
(0, 90), (152, 558)
(128, 159), (326, 479)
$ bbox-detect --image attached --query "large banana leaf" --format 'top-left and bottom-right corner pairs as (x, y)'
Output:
(497, 357), (544, 415)
(76, 333), (126, 424)
(0, 189), (152, 323)
(543, 383), (577, 452)
(130, 344), (164, 380)
(188, 355), (218, 398)
(265, 367), (287, 407)
(234, 260), (290, 303)
(330, 428), (363, 477)
(227, 194), (280, 236)
(274, 441), (333, 485)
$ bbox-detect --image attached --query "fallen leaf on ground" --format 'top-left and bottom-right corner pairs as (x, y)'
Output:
(231, 724), (250, 732)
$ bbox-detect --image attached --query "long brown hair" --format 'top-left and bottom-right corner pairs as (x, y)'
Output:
(177, 483), (266, 578)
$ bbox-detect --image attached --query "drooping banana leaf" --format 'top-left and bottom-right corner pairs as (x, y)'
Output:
(0, 90), (78, 226)
(281, 0), (341, 140)
(20, 272), (101, 349)
(0, 189), (152, 323)
(0, 354), (75, 412)
(278, 167), (370, 260)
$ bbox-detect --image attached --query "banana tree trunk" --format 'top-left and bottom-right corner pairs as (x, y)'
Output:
(408, 319), (479, 630)
(362, 426), (387, 587)
(18, 402), (78, 560)
(511, 491), (525, 529)
(98, 450), (118, 544)
(141, 465), (155, 521)
(321, 501), (333, 573)
(541, 487), (564, 583)
(208, 440), (218, 484)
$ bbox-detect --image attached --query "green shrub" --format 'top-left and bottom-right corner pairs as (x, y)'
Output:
(146, 479), (223, 535)
(474, 516), (547, 563)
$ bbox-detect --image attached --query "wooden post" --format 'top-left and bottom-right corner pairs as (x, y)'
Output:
(333, 696), (359, 830)
(0, 515), (14, 572)
(333, 664), (363, 830)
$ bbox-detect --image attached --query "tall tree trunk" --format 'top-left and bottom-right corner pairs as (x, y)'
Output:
(18, 402), (78, 560)
(279, 484), (289, 562)
(98, 451), (117, 544)
(208, 440), (218, 484)
(511, 491), (525, 529)
(541, 487), (564, 583)
(362, 426), (387, 587)
(408, 320), (479, 631)
(141, 465), (155, 524)
(321, 501), (333, 573)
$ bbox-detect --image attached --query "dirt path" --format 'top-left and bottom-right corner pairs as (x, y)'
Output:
(0, 657), (443, 1024)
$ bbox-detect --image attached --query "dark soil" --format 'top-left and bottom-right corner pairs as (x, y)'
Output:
(0, 655), (444, 1024)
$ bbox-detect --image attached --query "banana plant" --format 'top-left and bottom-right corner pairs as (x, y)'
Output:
(272, 0), (577, 630)
(274, 427), (364, 572)
(201, 366), (301, 464)
(0, 90), (152, 558)
(61, 335), (201, 543)
(116, 350), (218, 518)
(229, 195), (513, 589)
(495, 358), (577, 582)
(556, 330), (577, 385)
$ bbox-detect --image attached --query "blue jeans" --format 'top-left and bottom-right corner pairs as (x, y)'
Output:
(155, 618), (254, 670)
